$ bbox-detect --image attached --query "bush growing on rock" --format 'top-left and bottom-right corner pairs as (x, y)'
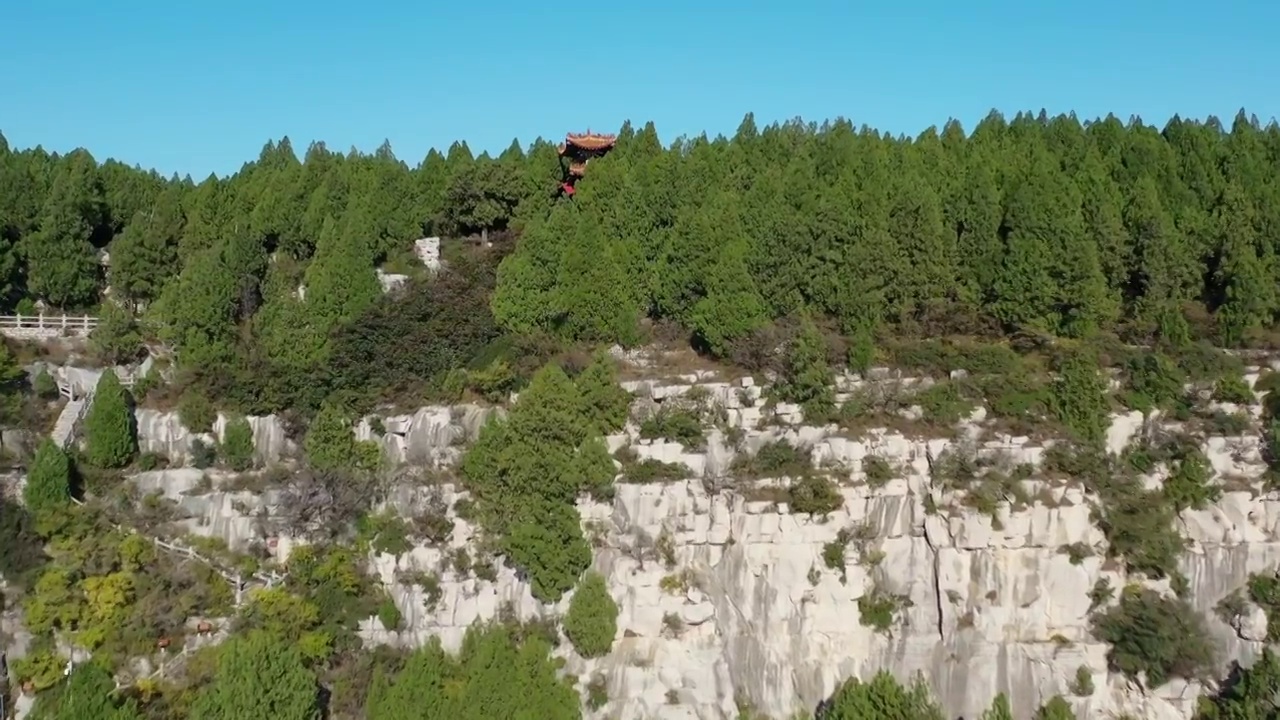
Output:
(563, 571), (618, 658)
(1095, 481), (1185, 578)
(638, 406), (705, 449)
(915, 380), (975, 425)
(190, 437), (217, 469)
(980, 694), (1013, 720)
(365, 623), (579, 720)
(1033, 696), (1075, 720)
(33, 366), (58, 400)
(1213, 372), (1255, 405)
(816, 670), (944, 720)
(774, 315), (835, 421)
(1052, 444), (1188, 579)
(1246, 572), (1280, 642)
(1163, 447), (1220, 512)
(788, 473), (843, 515)
(461, 363), (612, 602)
(84, 369), (136, 469)
(731, 440), (812, 480)
(1122, 352), (1186, 413)
(178, 389), (217, 433)
(1194, 647), (1280, 718)
(574, 435), (618, 500)
(28, 659), (141, 720)
(304, 403), (381, 473)
(221, 415), (256, 471)
(1049, 348), (1109, 445)
(504, 501), (592, 602)
(575, 353), (632, 434)
(1091, 586), (1215, 688)
(375, 595), (402, 631)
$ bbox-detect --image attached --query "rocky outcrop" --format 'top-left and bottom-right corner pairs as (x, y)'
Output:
(0, 429), (36, 461)
(355, 404), (500, 466)
(133, 403), (497, 469)
(132, 468), (271, 551)
(39, 360), (155, 397)
(133, 410), (293, 466)
(128, 367), (1280, 720)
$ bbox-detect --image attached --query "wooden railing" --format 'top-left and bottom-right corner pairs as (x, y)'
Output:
(65, 495), (287, 603)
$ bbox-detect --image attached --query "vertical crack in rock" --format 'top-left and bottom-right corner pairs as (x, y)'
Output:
(927, 529), (946, 642)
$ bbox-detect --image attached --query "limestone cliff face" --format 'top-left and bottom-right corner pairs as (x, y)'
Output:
(128, 371), (1280, 720)
(131, 403), (498, 469)
(134, 409), (294, 466)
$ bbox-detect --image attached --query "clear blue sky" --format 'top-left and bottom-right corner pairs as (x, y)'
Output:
(3, 0), (1276, 179)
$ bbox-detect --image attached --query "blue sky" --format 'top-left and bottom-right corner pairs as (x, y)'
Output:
(2, 0), (1276, 178)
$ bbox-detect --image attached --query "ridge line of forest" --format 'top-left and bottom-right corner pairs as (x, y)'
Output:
(4, 108), (1279, 423)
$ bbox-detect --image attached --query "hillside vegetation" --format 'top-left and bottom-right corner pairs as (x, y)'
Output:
(2, 111), (1280, 414)
(3, 110), (1280, 719)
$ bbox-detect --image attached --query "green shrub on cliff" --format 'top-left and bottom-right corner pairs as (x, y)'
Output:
(460, 363), (615, 602)
(84, 369), (136, 469)
(563, 571), (618, 658)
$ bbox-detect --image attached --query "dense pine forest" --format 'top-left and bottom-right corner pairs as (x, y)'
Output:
(1, 109), (1279, 418)
(5, 109), (1280, 720)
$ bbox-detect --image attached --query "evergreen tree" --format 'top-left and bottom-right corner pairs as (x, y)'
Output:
(304, 403), (361, 472)
(365, 640), (451, 720)
(109, 182), (184, 305)
(1214, 181), (1273, 346)
(366, 624), (579, 720)
(150, 246), (239, 369)
(553, 210), (641, 344)
(774, 316), (835, 420)
(816, 671), (945, 720)
(89, 301), (144, 366)
(1126, 175), (1197, 322)
(190, 631), (320, 720)
(888, 152), (958, 315)
(1050, 348), (1109, 446)
(563, 571), (619, 658)
(303, 215), (381, 328)
(954, 151), (1005, 304)
(84, 369), (136, 469)
(575, 353), (632, 434)
(20, 150), (104, 308)
(221, 415), (256, 471)
(25, 439), (72, 526)
(28, 660), (140, 720)
(992, 146), (1073, 331)
(460, 364), (598, 602)
(0, 340), (26, 425)
(0, 493), (47, 587)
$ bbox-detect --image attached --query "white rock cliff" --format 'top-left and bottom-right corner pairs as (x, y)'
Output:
(126, 371), (1279, 720)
